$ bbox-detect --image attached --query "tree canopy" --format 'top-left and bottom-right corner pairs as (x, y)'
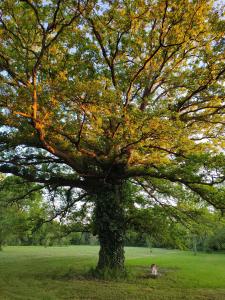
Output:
(0, 0), (225, 271)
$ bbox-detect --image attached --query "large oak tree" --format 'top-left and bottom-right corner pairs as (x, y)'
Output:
(0, 0), (225, 271)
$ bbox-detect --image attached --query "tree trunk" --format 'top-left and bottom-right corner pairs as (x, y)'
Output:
(93, 183), (126, 272)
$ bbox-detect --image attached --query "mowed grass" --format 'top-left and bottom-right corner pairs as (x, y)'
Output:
(0, 246), (225, 300)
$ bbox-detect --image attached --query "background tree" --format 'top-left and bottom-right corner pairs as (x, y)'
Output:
(0, 175), (47, 248)
(0, 0), (225, 272)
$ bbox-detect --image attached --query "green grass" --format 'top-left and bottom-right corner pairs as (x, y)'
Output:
(0, 246), (225, 300)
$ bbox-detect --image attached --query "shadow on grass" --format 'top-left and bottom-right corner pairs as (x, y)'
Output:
(47, 265), (180, 284)
(50, 267), (131, 281)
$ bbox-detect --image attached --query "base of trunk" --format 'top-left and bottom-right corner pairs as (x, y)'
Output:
(97, 238), (125, 271)
(93, 182), (126, 272)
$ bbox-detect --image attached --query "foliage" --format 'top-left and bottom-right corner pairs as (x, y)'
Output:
(205, 227), (225, 251)
(0, 175), (224, 253)
(0, 175), (54, 247)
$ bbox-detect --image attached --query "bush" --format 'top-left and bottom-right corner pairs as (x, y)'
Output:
(205, 227), (225, 251)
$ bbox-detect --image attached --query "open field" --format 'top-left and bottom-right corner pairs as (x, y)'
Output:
(0, 246), (225, 300)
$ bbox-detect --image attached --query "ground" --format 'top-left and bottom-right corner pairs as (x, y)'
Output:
(0, 246), (225, 300)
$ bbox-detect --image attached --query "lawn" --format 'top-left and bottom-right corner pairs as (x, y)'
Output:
(0, 246), (224, 300)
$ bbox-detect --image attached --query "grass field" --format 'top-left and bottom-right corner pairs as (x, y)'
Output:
(0, 246), (225, 300)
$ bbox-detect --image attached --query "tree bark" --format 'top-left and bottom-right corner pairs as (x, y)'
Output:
(93, 182), (126, 271)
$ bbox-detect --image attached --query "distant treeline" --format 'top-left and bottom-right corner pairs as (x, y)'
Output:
(4, 225), (225, 253)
